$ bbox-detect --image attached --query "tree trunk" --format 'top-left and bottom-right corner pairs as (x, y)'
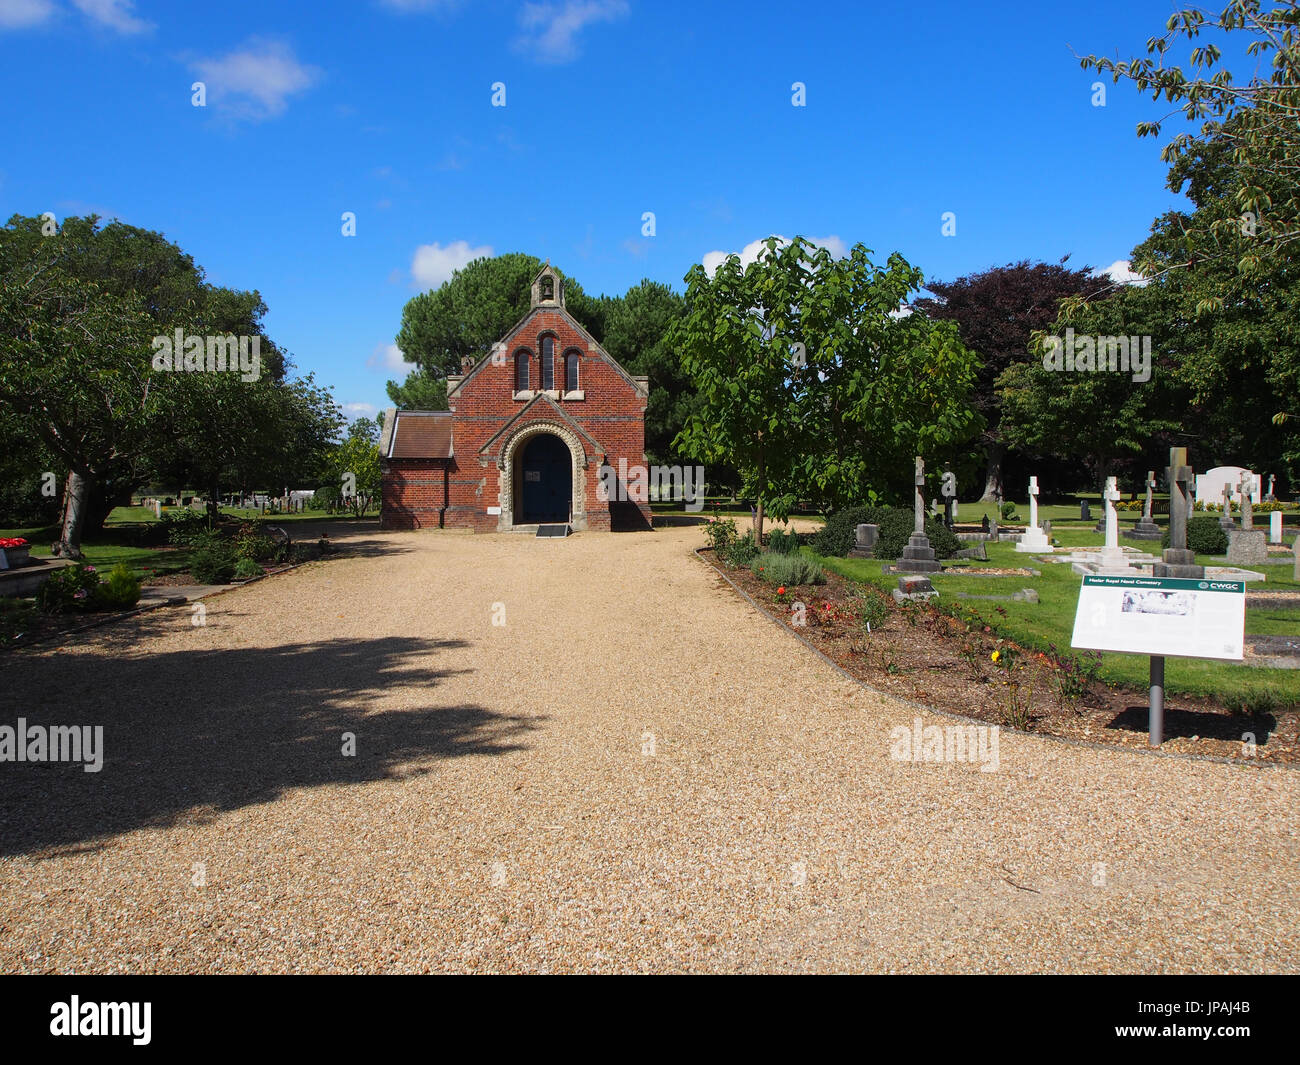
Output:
(754, 452), (766, 544)
(980, 442), (1004, 503)
(58, 470), (90, 559)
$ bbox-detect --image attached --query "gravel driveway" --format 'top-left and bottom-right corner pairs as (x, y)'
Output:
(1, 520), (1297, 973)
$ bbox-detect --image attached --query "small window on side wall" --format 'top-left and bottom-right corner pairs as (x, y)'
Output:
(515, 350), (530, 391)
(564, 351), (580, 393)
(540, 335), (555, 390)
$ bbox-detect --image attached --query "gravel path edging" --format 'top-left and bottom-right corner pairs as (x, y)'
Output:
(696, 547), (1296, 774)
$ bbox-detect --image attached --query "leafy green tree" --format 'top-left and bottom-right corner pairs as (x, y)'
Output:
(672, 237), (982, 539)
(1081, 2), (1300, 292)
(332, 433), (381, 516)
(396, 253), (603, 379)
(599, 280), (695, 465)
(386, 367), (448, 410)
(914, 260), (1100, 500)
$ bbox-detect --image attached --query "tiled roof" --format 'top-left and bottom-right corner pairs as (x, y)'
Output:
(388, 411), (453, 459)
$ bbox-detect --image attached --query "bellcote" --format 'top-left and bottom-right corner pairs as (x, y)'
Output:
(531, 263), (565, 310)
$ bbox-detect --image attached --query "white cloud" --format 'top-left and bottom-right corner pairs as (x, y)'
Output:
(72, 0), (151, 33)
(367, 342), (408, 373)
(702, 234), (848, 277)
(514, 0), (628, 64)
(1096, 259), (1147, 286)
(191, 38), (321, 122)
(343, 402), (380, 419)
(0, 0), (55, 29)
(410, 239), (493, 288)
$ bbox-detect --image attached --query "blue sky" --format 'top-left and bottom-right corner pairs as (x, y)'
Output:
(0, 0), (1221, 423)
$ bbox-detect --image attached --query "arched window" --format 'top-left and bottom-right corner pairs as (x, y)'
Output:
(540, 335), (555, 391)
(564, 350), (580, 393)
(514, 349), (531, 391)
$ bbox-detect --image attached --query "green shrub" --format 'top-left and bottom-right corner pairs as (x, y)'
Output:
(859, 592), (889, 631)
(190, 547), (237, 584)
(233, 521), (277, 562)
(161, 508), (210, 546)
(233, 557), (263, 580)
(36, 563), (101, 613)
(1162, 516), (1228, 555)
(92, 563), (141, 610)
(722, 530), (759, 566)
(812, 505), (891, 557)
(872, 510), (962, 561)
(750, 550), (826, 586)
(703, 516), (739, 552)
(767, 527), (799, 554)
(1000, 501), (1019, 520)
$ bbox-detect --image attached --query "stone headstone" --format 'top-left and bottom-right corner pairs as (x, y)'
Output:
(1239, 471), (1254, 530)
(1125, 469), (1163, 540)
(980, 514), (989, 534)
(1097, 476), (1133, 571)
(893, 574), (938, 602)
(849, 523), (879, 558)
(1294, 537), (1300, 581)
(897, 456), (940, 573)
(1080, 499), (1091, 521)
(1270, 511), (1282, 545)
(1016, 475), (1051, 552)
(1155, 447), (1204, 579)
(989, 516), (999, 540)
(1227, 529), (1268, 565)
(1042, 519), (1052, 541)
(1266, 474), (1276, 501)
(1219, 482), (1236, 531)
(152, 499), (162, 519)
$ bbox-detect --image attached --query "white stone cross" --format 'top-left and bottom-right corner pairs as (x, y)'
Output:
(1028, 476), (1040, 530)
(1103, 476), (1121, 551)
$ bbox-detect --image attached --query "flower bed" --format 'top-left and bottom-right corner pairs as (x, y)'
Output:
(701, 548), (1299, 764)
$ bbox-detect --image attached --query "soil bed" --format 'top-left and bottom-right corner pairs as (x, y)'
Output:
(704, 550), (1299, 765)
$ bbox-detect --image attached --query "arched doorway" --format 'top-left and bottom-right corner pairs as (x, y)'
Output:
(518, 432), (572, 523)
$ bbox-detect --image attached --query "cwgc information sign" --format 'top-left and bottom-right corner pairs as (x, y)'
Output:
(1071, 575), (1246, 661)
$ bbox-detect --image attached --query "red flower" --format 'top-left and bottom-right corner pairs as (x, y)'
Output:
(0, 538), (28, 548)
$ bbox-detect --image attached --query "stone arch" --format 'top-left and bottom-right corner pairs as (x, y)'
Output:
(497, 421), (589, 531)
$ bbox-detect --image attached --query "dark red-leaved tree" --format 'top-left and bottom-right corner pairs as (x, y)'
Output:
(914, 258), (1104, 501)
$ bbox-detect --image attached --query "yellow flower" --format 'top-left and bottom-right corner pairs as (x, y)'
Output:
(990, 650), (1000, 663)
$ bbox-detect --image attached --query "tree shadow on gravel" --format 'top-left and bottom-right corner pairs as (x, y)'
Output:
(1107, 704), (1276, 745)
(0, 632), (538, 857)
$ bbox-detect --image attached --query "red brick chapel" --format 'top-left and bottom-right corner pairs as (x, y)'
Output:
(379, 264), (652, 533)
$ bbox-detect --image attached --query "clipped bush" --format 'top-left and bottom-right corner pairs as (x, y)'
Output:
(871, 510), (963, 561)
(190, 547), (237, 584)
(766, 527), (799, 554)
(92, 562), (141, 610)
(812, 505), (891, 557)
(750, 550), (826, 586)
(233, 557), (263, 580)
(1162, 516), (1228, 556)
(233, 521), (277, 562)
(703, 516), (739, 552)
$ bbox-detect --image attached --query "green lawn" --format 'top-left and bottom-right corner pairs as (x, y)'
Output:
(815, 537), (1299, 709)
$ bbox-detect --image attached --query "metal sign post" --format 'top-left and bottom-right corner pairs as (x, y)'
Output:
(1148, 656), (1164, 747)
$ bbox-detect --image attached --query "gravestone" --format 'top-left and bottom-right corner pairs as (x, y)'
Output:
(1270, 511), (1282, 544)
(1042, 519), (1052, 542)
(989, 516), (999, 540)
(1125, 470), (1162, 540)
(980, 514), (989, 534)
(1097, 476), (1132, 571)
(849, 523), (879, 558)
(893, 574), (938, 602)
(1154, 447), (1205, 579)
(1079, 499), (1091, 521)
(1015, 476), (1051, 552)
(940, 470), (957, 529)
(1266, 474), (1276, 502)
(1295, 537), (1300, 581)
(1239, 470), (1254, 530)
(152, 499), (162, 520)
(896, 456), (940, 573)
(1227, 529), (1268, 565)
(1219, 483), (1236, 531)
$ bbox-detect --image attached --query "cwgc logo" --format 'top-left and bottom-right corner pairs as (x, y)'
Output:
(151, 329), (262, 382)
(50, 997), (151, 1045)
